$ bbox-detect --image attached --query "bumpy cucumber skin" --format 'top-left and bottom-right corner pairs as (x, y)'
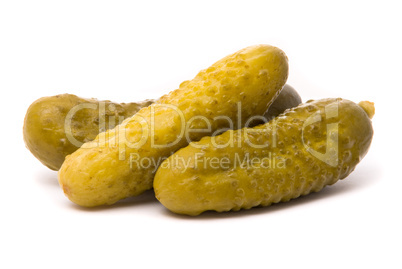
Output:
(23, 94), (154, 170)
(58, 44), (289, 207)
(154, 98), (374, 216)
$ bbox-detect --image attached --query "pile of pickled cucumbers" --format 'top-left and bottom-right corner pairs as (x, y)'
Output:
(23, 45), (374, 216)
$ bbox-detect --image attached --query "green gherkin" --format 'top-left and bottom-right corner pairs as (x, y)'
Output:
(58, 44), (289, 207)
(23, 84), (301, 172)
(23, 84), (300, 172)
(263, 84), (301, 121)
(23, 94), (154, 170)
(154, 98), (375, 216)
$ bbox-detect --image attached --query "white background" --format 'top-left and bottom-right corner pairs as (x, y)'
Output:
(1, 1), (401, 268)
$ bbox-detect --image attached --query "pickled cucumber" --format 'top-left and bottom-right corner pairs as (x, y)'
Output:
(23, 84), (300, 172)
(153, 98), (375, 216)
(23, 94), (154, 170)
(263, 84), (301, 120)
(58, 44), (289, 207)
